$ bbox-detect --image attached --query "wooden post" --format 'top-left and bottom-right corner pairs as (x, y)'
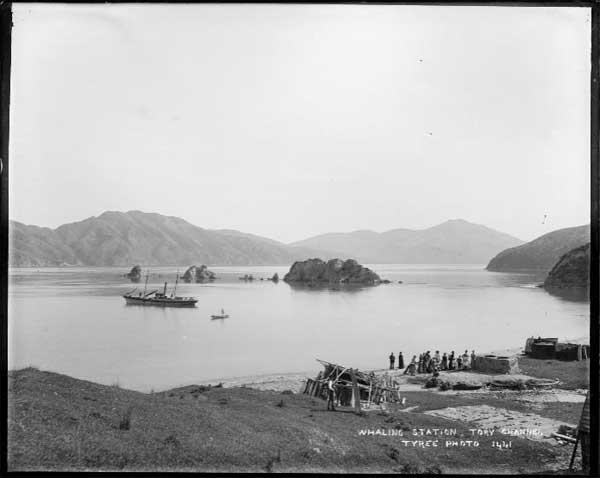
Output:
(569, 436), (580, 471)
(570, 391), (590, 472)
(350, 368), (361, 414)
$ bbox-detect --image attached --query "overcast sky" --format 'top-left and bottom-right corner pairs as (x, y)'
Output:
(9, 4), (590, 243)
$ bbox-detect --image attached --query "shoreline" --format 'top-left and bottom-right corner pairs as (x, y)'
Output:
(187, 338), (590, 393)
(9, 338), (590, 395)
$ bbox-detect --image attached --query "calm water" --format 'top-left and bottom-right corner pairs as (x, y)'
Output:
(8, 265), (589, 392)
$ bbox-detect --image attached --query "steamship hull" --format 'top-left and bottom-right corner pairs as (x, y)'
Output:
(123, 295), (198, 307)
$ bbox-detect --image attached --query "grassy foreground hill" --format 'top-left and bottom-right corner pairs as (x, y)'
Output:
(487, 225), (589, 272)
(8, 368), (580, 473)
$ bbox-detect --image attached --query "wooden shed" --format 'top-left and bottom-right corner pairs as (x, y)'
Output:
(302, 359), (402, 411)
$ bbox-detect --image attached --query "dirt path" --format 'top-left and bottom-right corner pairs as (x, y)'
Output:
(424, 404), (574, 442)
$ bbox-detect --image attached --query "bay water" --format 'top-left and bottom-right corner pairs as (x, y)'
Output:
(8, 265), (589, 392)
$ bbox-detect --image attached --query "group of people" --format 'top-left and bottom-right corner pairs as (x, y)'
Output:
(388, 350), (477, 376)
(325, 349), (479, 413)
(388, 352), (405, 370)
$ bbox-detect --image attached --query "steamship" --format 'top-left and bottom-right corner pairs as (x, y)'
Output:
(123, 272), (197, 307)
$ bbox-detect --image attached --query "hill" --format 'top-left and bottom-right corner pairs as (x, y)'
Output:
(543, 243), (590, 299)
(9, 211), (322, 267)
(290, 219), (523, 264)
(9, 213), (524, 267)
(486, 225), (590, 272)
(9, 221), (80, 266)
(7, 367), (576, 473)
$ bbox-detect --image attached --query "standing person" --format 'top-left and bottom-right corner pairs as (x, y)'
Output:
(462, 350), (470, 370)
(398, 352), (404, 370)
(425, 351), (433, 373)
(326, 377), (336, 411)
(389, 352), (395, 370)
(449, 351), (455, 370)
(417, 354), (424, 373)
(434, 351), (441, 368)
(457, 354), (463, 370)
(441, 352), (448, 370)
(471, 350), (477, 370)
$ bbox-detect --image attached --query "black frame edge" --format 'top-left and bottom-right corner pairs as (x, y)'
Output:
(590, 3), (599, 478)
(0, 1), (11, 476)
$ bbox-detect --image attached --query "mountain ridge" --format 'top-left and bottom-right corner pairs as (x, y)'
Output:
(289, 218), (524, 264)
(9, 211), (324, 267)
(10, 211), (526, 267)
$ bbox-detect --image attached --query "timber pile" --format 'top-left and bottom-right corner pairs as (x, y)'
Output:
(302, 359), (402, 409)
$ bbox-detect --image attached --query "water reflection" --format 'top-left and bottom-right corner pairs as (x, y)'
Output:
(285, 282), (368, 294)
(545, 287), (589, 303)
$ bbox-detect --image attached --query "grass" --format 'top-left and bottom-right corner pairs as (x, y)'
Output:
(7, 367), (582, 473)
(118, 406), (133, 431)
(518, 357), (589, 390)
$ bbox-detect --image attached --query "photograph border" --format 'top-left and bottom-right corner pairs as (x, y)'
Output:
(0, 1), (597, 475)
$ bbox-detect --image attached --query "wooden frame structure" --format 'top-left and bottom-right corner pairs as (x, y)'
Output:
(569, 391), (591, 473)
(302, 359), (402, 412)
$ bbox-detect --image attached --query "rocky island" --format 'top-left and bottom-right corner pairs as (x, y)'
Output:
(181, 265), (217, 283)
(125, 265), (142, 283)
(283, 258), (381, 286)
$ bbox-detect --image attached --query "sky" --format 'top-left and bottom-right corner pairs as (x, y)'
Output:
(9, 4), (591, 243)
